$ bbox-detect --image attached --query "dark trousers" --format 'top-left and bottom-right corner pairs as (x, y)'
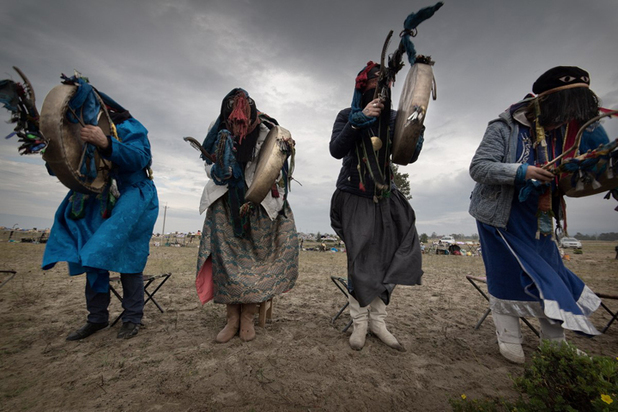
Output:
(85, 272), (144, 324)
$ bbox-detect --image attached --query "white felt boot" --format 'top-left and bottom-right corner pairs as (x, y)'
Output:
(368, 297), (405, 351)
(492, 312), (525, 364)
(538, 317), (588, 356)
(539, 317), (566, 343)
(348, 295), (368, 350)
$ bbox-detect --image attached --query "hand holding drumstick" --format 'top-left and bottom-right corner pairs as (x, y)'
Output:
(362, 98), (384, 118)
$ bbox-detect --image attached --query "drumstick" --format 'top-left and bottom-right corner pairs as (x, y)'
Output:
(183, 136), (215, 162)
(67, 106), (86, 128)
(64, 106), (89, 177)
(374, 30), (393, 102)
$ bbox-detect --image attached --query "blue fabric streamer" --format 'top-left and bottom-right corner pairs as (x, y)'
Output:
(0, 80), (19, 112)
(579, 122), (609, 154)
(410, 133), (425, 164)
(79, 144), (98, 179)
(518, 179), (546, 202)
(64, 77), (100, 126)
(401, 2), (444, 65)
(210, 130), (240, 185)
(201, 118), (221, 163)
(208, 128), (247, 237)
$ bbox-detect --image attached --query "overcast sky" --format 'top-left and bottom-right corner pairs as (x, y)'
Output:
(1, 0), (617, 237)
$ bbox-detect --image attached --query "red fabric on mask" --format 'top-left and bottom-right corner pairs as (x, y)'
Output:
(355, 61), (379, 91)
(228, 93), (251, 143)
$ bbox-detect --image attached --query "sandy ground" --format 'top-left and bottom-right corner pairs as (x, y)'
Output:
(0, 239), (616, 411)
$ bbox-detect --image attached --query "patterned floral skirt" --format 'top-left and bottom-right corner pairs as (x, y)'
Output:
(196, 194), (299, 304)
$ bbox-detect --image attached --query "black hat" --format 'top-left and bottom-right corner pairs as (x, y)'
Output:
(532, 66), (590, 95)
(529, 66), (599, 127)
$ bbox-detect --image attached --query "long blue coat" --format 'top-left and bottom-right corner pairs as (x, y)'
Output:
(42, 118), (159, 280)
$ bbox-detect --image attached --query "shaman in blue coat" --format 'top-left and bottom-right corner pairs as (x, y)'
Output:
(468, 66), (603, 363)
(42, 114), (159, 340)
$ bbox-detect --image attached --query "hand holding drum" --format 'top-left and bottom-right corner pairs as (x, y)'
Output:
(40, 84), (114, 194)
(80, 125), (109, 149)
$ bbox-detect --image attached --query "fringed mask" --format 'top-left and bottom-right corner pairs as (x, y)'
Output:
(222, 90), (258, 143)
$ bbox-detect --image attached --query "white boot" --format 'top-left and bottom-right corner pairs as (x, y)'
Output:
(348, 295), (368, 350)
(539, 317), (566, 343)
(538, 318), (588, 356)
(368, 297), (405, 351)
(492, 312), (525, 364)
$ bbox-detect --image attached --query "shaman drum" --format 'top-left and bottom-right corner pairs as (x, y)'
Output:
(392, 62), (436, 165)
(558, 139), (618, 198)
(40, 84), (113, 194)
(549, 110), (618, 198)
(245, 125), (293, 204)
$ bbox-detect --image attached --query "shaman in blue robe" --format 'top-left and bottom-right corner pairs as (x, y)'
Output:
(42, 118), (159, 289)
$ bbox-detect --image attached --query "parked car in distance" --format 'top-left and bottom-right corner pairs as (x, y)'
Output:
(560, 237), (582, 249)
(439, 236), (456, 245)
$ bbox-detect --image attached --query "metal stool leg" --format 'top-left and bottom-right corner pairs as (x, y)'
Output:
(331, 276), (353, 332)
(110, 273), (171, 326)
(466, 275), (539, 337)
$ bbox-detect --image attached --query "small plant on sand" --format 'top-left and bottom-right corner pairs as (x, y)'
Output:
(450, 341), (618, 411)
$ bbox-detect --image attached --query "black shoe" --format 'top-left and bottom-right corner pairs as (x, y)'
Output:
(66, 322), (109, 341)
(117, 322), (140, 339)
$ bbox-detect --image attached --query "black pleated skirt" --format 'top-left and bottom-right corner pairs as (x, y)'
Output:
(330, 189), (423, 307)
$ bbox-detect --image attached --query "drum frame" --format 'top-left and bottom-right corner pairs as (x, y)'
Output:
(40, 84), (113, 194)
(392, 62), (436, 165)
(544, 110), (618, 198)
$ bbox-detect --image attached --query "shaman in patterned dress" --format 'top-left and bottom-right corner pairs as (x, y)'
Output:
(195, 89), (298, 343)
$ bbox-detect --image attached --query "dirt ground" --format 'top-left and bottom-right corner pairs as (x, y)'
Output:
(0, 238), (616, 411)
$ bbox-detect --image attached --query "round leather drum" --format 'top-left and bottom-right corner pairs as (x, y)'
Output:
(392, 62), (435, 165)
(40, 84), (113, 194)
(558, 139), (618, 198)
(548, 110), (618, 198)
(245, 125), (292, 204)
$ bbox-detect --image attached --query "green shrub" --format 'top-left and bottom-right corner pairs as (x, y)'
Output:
(450, 341), (618, 411)
(449, 396), (506, 411)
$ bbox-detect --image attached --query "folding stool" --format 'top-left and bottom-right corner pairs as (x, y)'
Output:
(0, 270), (17, 289)
(257, 298), (273, 328)
(596, 292), (618, 333)
(109, 273), (172, 326)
